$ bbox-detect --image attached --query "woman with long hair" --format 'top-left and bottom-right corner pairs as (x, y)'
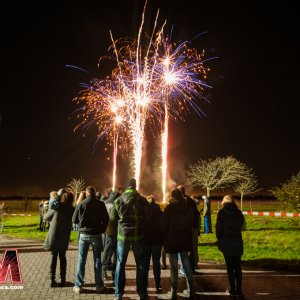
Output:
(73, 191), (86, 232)
(216, 195), (246, 299)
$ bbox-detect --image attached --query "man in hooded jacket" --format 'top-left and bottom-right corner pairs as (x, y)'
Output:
(112, 178), (149, 300)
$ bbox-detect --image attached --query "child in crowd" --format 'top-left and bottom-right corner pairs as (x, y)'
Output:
(48, 188), (65, 210)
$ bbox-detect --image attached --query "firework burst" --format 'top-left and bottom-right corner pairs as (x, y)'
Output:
(72, 2), (212, 196)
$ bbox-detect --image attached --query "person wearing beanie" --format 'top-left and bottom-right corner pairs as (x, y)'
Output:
(112, 177), (149, 300)
(127, 177), (137, 189)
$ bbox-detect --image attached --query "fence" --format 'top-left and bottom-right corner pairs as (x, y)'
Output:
(1, 198), (282, 213)
(211, 199), (280, 212)
(0, 199), (45, 213)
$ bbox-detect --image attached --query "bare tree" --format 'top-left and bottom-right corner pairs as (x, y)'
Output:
(234, 173), (258, 211)
(187, 156), (250, 197)
(66, 178), (85, 202)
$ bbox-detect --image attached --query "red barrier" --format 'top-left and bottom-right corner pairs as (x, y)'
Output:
(242, 211), (299, 217)
(3, 213), (32, 217)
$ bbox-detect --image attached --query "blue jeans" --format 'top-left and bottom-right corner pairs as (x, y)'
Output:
(169, 252), (193, 284)
(179, 254), (184, 273)
(75, 233), (104, 288)
(114, 239), (147, 298)
(144, 245), (162, 289)
(204, 215), (212, 233)
(102, 234), (117, 270)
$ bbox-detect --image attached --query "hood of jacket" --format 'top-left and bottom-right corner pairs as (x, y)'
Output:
(121, 188), (139, 204)
(222, 202), (241, 216)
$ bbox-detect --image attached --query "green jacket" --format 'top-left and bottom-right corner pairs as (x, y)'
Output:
(113, 188), (149, 241)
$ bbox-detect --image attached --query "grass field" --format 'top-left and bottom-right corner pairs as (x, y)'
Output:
(1, 213), (299, 272)
(199, 214), (300, 272)
(0, 214), (78, 244)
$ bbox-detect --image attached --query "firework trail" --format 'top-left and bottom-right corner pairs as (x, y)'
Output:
(161, 102), (169, 203)
(112, 132), (119, 191)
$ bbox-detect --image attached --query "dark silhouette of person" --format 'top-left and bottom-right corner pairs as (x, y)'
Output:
(162, 188), (195, 299)
(143, 195), (164, 293)
(216, 195), (246, 298)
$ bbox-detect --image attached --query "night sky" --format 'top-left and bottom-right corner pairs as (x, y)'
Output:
(1, 0), (299, 196)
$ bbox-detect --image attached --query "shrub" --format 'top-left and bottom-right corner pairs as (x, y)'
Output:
(272, 171), (300, 211)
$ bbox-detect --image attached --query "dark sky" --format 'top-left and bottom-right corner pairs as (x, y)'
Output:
(0, 0), (299, 196)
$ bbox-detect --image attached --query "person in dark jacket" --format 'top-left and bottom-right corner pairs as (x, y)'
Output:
(102, 188), (121, 280)
(177, 185), (200, 274)
(162, 188), (195, 299)
(43, 192), (75, 287)
(143, 195), (163, 293)
(112, 178), (149, 300)
(216, 195), (246, 298)
(72, 186), (109, 294)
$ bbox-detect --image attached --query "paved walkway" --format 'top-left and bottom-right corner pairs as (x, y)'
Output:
(0, 235), (299, 299)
